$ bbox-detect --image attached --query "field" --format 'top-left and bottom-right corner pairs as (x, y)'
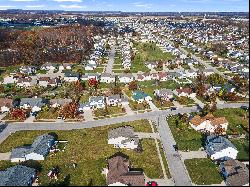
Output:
(185, 159), (223, 185)
(0, 120), (168, 185)
(131, 42), (175, 73)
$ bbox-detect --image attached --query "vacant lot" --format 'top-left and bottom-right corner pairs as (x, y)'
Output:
(185, 159), (223, 185)
(0, 120), (167, 185)
(168, 115), (204, 151)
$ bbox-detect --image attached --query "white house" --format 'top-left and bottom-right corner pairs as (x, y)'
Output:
(176, 87), (196, 98)
(190, 114), (228, 134)
(64, 72), (80, 82)
(100, 73), (116, 83)
(205, 135), (238, 160)
(108, 126), (139, 150)
(0, 98), (13, 113)
(118, 74), (134, 84)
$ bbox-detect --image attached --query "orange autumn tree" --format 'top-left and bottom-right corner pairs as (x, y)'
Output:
(10, 108), (27, 121)
(60, 102), (79, 119)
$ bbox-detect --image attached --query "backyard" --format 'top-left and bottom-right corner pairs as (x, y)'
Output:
(185, 158), (223, 185)
(131, 42), (175, 73)
(0, 120), (168, 186)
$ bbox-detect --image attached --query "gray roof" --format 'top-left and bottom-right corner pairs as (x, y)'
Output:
(0, 165), (36, 186)
(64, 72), (80, 78)
(20, 98), (45, 108)
(11, 134), (55, 159)
(101, 73), (116, 78)
(155, 88), (173, 96)
(108, 126), (136, 139)
(50, 99), (72, 106)
(89, 96), (105, 103)
(206, 136), (237, 157)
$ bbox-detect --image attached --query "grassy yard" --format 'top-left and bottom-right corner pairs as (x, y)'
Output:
(154, 100), (174, 109)
(131, 42), (175, 73)
(181, 64), (191, 70)
(35, 108), (60, 120)
(157, 140), (171, 179)
(213, 108), (249, 135)
(230, 139), (249, 161)
(185, 159), (223, 185)
(0, 120), (164, 185)
(129, 100), (151, 111)
(167, 115), (204, 151)
(176, 96), (195, 106)
(93, 106), (126, 118)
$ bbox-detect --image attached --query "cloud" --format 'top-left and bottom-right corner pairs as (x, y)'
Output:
(0, 5), (16, 9)
(53, 0), (82, 2)
(132, 2), (152, 8)
(59, 4), (86, 9)
(10, 0), (37, 1)
(25, 5), (45, 8)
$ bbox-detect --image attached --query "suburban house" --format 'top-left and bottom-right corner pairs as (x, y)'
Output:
(205, 135), (238, 161)
(119, 74), (134, 84)
(19, 98), (46, 113)
(100, 73), (116, 83)
(132, 91), (152, 103)
(20, 66), (36, 75)
(145, 61), (158, 69)
(16, 77), (33, 87)
(79, 96), (105, 111)
(58, 63), (72, 71)
(158, 72), (168, 81)
(176, 87), (196, 98)
(0, 165), (37, 186)
(38, 77), (59, 87)
(106, 95), (128, 107)
(219, 159), (249, 186)
(40, 62), (57, 71)
(3, 75), (19, 84)
(64, 72), (80, 82)
(0, 98), (13, 113)
(137, 73), (152, 82)
(108, 126), (139, 150)
(154, 89), (174, 101)
(103, 153), (145, 186)
(189, 113), (229, 134)
(50, 99), (72, 108)
(10, 134), (55, 162)
(81, 73), (100, 81)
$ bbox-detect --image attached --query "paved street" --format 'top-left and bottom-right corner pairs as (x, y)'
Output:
(154, 116), (192, 186)
(0, 102), (248, 186)
(105, 46), (116, 74)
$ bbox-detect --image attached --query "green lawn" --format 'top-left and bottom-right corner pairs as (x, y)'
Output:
(154, 100), (174, 109)
(213, 108), (249, 135)
(185, 159), (223, 185)
(35, 108), (60, 120)
(93, 106), (126, 118)
(0, 121), (162, 185)
(230, 139), (249, 161)
(167, 115), (204, 151)
(129, 100), (151, 111)
(157, 140), (171, 178)
(176, 96), (195, 106)
(181, 64), (191, 70)
(131, 42), (175, 73)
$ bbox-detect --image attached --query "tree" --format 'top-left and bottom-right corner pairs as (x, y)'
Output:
(60, 102), (79, 119)
(128, 81), (138, 91)
(181, 113), (189, 124)
(214, 126), (225, 135)
(207, 74), (226, 86)
(88, 78), (99, 94)
(10, 108), (27, 121)
(111, 85), (122, 95)
(202, 103), (211, 116)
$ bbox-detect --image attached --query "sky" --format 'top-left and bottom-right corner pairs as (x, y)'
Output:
(0, 0), (249, 12)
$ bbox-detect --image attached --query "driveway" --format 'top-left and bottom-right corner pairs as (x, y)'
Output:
(148, 101), (159, 111)
(134, 132), (160, 140)
(193, 97), (205, 108)
(179, 151), (207, 160)
(0, 113), (7, 121)
(122, 103), (135, 116)
(24, 115), (35, 123)
(84, 110), (94, 121)
(0, 152), (11, 160)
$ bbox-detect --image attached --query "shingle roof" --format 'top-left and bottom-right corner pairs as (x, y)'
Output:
(11, 134), (55, 160)
(108, 126), (135, 139)
(206, 136), (237, 156)
(20, 98), (45, 108)
(0, 165), (36, 186)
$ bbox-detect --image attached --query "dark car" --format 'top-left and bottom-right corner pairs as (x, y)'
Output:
(170, 107), (177, 111)
(241, 106), (249, 111)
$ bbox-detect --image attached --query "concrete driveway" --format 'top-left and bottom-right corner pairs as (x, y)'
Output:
(179, 151), (207, 160)
(134, 132), (160, 140)
(148, 101), (159, 111)
(0, 152), (11, 161)
(84, 110), (94, 121)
